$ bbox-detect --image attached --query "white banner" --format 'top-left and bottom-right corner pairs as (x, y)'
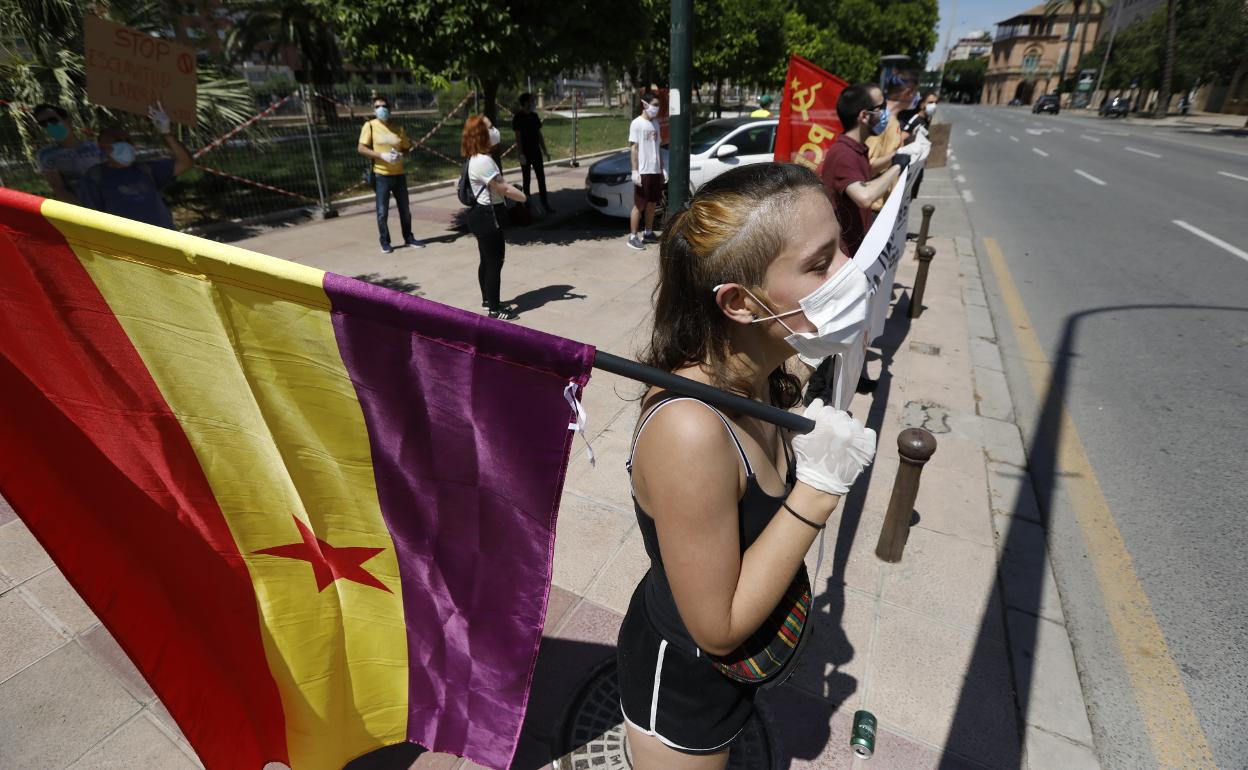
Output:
(832, 163), (921, 410)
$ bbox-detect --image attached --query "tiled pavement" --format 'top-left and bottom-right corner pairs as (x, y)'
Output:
(0, 163), (1098, 769)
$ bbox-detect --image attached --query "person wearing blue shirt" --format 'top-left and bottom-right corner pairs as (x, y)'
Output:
(33, 105), (104, 205)
(78, 103), (193, 230)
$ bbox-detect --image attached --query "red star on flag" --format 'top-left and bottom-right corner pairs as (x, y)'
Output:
(256, 516), (391, 593)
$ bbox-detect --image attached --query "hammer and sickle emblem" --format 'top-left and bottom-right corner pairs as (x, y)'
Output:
(791, 81), (823, 121)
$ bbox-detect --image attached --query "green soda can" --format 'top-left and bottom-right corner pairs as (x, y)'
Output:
(851, 710), (877, 759)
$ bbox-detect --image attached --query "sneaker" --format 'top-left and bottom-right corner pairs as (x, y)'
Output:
(626, 234), (645, 251)
(481, 301), (489, 309)
(404, 238), (426, 249)
(643, 230), (660, 243)
(488, 308), (518, 320)
(380, 244), (394, 254)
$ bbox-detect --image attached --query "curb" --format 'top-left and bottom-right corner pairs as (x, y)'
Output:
(947, 216), (1103, 767)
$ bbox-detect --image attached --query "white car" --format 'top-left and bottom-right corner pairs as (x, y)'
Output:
(585, 117), (779, 218)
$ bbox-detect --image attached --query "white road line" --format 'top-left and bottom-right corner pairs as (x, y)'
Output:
(995, 127), (1002, 133)
(952, 163), (962, 170)
(1032, 147), (1049, 157)
(961, 189), (975, 203)
(1080, 134), (1102, 142)
(1173, 220), (1248, 264)
(1095, 130), (1131, 136)
(966, 129), (980, 136)
(1074, 169), (1108, 186)
(1124, 146), (1162, 158)
(1217, 171), (1248, 182)
(955, 174), (967, 183)
(1010, 135), (1020, 142)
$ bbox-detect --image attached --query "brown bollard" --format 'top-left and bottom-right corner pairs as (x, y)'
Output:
(875, 428), (938, 563)
(908, 244), (936, 319)
(916, 204), (935, 251)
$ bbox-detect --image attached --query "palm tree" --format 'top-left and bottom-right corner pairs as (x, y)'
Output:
(0, 0), (254, 157)
(222, 0), (342, 87)
(1046, 0), (1111, 99)
(1046, 0), (1084, 95)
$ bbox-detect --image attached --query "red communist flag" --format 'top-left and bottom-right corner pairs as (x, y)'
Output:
(773, 55), (849, 172)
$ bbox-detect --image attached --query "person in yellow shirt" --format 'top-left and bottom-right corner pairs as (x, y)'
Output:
(863, 73), (915, 212)
(749, 94), (773, 117)
(358, 96), (425, 253)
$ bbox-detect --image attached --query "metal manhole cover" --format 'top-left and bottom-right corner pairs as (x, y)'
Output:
(553, 659), (773, 770)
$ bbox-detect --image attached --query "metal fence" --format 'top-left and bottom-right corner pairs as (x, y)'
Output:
(0, 85), (635, 233)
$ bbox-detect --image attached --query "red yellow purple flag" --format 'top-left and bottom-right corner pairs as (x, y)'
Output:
(0, 187), (594, 769)
(773, 54), (849, 171)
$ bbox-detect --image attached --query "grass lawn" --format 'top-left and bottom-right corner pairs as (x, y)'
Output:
(1, 110), (634, 229)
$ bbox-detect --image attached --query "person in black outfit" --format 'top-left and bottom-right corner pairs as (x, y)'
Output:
(461, 115), (527, 320)
(620, 164), (877, 768)
(511, 93), (553, 212)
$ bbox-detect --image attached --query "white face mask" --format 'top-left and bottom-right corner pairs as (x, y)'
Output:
(644, 103), (660, 118)
(925, 102), (937, 116)
(487, 126), (501, 146)
(717, 261), (871, 366)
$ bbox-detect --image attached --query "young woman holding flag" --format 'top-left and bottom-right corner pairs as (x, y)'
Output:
(619, 163), (878, 768)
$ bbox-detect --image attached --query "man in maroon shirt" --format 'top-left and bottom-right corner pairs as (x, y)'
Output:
(820, 82), (911, 258)
(811, 83), (912, 399)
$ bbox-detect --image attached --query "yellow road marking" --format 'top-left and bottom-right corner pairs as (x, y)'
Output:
(982, 237), (1216, 770)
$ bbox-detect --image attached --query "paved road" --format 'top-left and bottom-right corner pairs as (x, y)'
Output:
(940, 104), (1247, 770)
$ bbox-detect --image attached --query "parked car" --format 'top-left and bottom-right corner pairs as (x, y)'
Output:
(585, 117), (778, 218)
(1100, 95), (1130, 118)
(1032, 94), (1061, 114)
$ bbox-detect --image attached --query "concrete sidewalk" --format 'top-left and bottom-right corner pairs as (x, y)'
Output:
(1, 164), (1098, 769)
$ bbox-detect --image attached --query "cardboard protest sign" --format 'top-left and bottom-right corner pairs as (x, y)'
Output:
(925, 123), (951, 168)
(85, 15), (197, 125)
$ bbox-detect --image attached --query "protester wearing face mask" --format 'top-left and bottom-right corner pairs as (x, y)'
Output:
(820, 83), (907, 261)
(358, 96), (425, 254)
(461, 115), (526, 320)
(900, 90), (938, 137)
(77, 103), (192, 230)
(626, 92), (666, 251)
(32, 104), (104, 205)
(865, 73), (917, 204)
(619, 163), (875, 770)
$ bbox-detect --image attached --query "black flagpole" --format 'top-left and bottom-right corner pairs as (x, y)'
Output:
(592, 351), (816, 434)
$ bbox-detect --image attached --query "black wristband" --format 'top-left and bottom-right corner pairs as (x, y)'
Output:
(782, 501), (826, 531)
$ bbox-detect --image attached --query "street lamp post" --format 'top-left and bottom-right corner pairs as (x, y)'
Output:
(667, 0), (693, 216)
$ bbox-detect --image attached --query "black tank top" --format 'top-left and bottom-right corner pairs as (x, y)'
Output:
(626, 396), (801, 654)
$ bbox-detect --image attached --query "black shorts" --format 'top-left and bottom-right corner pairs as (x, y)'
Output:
(634, 173), (664, 208)
(617, 585), (756, 754)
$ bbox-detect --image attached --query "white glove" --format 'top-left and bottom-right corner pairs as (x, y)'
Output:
(148, 101), (171, 135)
(383, 149), (401, 163)
(662, 168), (669, 182)
(631, 170), (641, 187)
(897, 135), (931, 164)
(791, 399), (877, 495)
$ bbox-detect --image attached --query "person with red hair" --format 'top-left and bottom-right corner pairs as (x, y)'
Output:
(461, 115), (527, 320)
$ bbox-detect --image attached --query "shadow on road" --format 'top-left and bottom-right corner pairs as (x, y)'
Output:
(940, 302), (1248, 769)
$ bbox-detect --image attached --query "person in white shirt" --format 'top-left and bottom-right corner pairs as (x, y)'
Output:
(461, 115), (527, 320)
(627, 92), (666, 251)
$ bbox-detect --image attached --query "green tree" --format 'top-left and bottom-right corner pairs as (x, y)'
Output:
(328, 0), (649, 122)
(694, 0), (786, 115)
(780, 0), (938, 83)
(941, 58), (987, 102)
(222, 0), (343, 86)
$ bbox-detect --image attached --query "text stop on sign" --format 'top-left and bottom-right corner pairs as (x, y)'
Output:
(84, 15), (197, 126)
